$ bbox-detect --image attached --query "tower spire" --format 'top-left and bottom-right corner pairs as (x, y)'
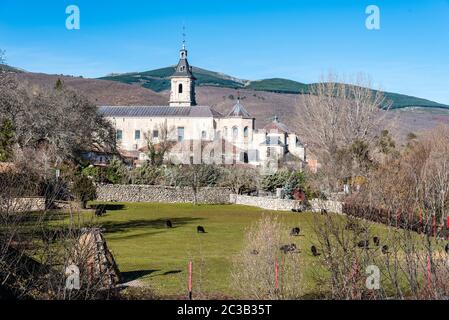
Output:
(182, 25), (186, 50)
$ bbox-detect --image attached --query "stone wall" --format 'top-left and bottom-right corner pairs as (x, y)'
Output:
(229, 194), (343, 213)
(229, 194), (304, 211)
(96, 184), (232, 204)
(0, 197), (46, 213)
(309, 199), (343, 214)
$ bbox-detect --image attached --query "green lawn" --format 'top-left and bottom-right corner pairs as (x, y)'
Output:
(71, 203), (332, 297)
(51, 202), (423, 298)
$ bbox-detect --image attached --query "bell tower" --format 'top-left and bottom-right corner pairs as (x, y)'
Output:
(169, 35), (196, 107)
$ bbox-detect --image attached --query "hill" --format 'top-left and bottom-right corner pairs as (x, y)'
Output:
(2, 64), (448, 142)
(13, 72), (167, 106)
(100, 66), (245, 92)
(100, 66), (449, 110)
(0, 64), (25, 73)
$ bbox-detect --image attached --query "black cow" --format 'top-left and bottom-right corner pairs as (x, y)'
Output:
(382, 245), (389, 255)
(357, 240), (370, 249)
(445, 243), (449, 254)
(321, 209), (328, 215)
(290, 227), (300, 236)
(373, 236), (380, 246)
(250, 249), (259, 255)
(280, 244), (297, 254)
(166, 220), (173, 228)
(95, 206), (106, 217)
(345, 222), (357, 231)
(197, 226), (206, 233)
(311, 245), (320, 257)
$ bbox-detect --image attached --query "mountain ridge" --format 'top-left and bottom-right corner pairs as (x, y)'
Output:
(99, 66), (449, 110)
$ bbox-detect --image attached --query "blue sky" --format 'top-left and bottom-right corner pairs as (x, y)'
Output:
(0, 0), (448, 104)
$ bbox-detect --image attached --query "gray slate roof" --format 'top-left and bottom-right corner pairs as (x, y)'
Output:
(98, 106), (223, 118)
(173, 49), (195, 78)
(227, 100), (252, 118)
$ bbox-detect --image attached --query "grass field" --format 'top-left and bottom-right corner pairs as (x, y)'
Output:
(55, 202), (394, 298)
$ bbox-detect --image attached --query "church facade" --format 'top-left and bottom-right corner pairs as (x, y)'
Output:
(98, 44), (306, 169)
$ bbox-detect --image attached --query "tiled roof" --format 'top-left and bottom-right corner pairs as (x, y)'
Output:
(98, 106), (223, 118)
(263, 119), (291, 134)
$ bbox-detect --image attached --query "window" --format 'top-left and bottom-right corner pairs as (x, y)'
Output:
(244, 126), (249, 138)
(177, 127), (185, 142)
(223, 127), (228, 137)
(116, 130), (123, 140)
(178, 83), (183, 94)
(153, 130), (159, 139)
(201, 131), (207, 139)
(135, 130), (141, 140)
(232, 126), (238, 140)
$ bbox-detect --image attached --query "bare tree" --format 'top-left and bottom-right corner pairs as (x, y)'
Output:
(0, 75), (115, 166)
(232, 216), (303, 299)
(144, 121), (175, 166)
(220, 166), (260, 195)
(0, 163), (119, 300)
(295, 73), (393, 192)
(0, 50), (5, 65)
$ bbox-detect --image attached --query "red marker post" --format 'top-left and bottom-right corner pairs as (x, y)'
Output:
(275, 261), (279, 292)
(188, 261), (193, 300)
(433, 215), (437, 238)
(447, 217), (449, 240)
(427, 256), (431, 291)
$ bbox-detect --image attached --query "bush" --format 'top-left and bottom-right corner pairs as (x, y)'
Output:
(72, 174), (97, 209)
(261, 169), (291, 193)
(105, 157), (128, 184)
(131, 163), (162, 185)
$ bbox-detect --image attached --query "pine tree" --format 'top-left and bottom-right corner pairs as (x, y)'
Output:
(54, 78), (64, 90)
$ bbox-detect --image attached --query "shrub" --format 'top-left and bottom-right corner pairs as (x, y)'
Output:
(72, 174), (97, 209)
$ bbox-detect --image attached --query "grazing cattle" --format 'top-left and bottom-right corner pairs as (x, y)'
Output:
(280, 244), (297, 254)
(250, 249), (259, 255)
(166, 220), (173, 228)
(381, 245), (389, 255)
(290, 227), (300, 236)
(197, 226), (206, 233)
(95, 206), (106, 217)
(373, 236), (380, 246)
(311, 245), (320, 257)
(357, 240), (369, 249)
(321, 209), (328, 215)
(345, 221), (356, 231)
(445, 244), (449, 254)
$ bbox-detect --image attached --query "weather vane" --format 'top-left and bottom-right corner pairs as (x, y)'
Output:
(182, 25), (186, 49)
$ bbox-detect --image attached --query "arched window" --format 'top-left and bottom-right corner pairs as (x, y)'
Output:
(223, 127), (228, 137)
(244, 126), (249, 138)
(232, 126), (238, 140)
(201, 131), (207, 139)
(178, 83), (183, 94)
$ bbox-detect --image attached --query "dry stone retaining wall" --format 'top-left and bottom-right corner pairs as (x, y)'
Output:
(96, 184), (232, 204)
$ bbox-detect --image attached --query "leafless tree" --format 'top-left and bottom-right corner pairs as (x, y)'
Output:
(0, 50), (5, 65)
(231, 216), (303, 299)
(144, 121), (175, 166)
(295, 73), (394, 192)
(0, 74), (115, 166)
(314, 125), (449, 300)
(0, 164), (120, 300)
(220, 166), (260, 195)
